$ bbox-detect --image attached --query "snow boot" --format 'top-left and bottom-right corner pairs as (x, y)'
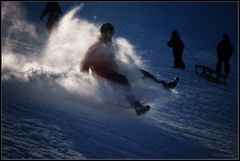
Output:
(163, 77), (179, 89)
(127, 95), (150, 115)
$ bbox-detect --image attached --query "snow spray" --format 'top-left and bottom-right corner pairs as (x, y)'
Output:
(2, 2), (170, 107)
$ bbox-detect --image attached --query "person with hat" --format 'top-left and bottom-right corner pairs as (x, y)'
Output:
(216, 34), (233, 78)
(167, 29), (185, 70)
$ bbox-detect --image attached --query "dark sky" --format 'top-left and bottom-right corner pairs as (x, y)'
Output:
(22, 2), (238, 54)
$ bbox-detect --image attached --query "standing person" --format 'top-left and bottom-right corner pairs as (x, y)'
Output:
(216, 34), (233, 78)
(167, 29), (185, 70)
(40, 2), (63, 33)
(80, 23), (150, 115)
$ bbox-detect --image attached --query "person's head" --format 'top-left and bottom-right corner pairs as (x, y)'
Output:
(172, 29), (179, 37)
(222, 33), (229, 41)
(100, 23), (115, 41)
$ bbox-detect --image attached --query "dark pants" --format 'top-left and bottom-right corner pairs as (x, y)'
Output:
(47, 16), (60, 32)
(216, 58), (230, 76)
(173, 52), (185, 69)
(105, 71), (130, 86)
(140, 69), (165, 84)
(105, 71), (139, 106)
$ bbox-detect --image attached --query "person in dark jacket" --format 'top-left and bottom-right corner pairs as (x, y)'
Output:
(216, 34), (233, 77)
(167, 29), (185, 69)
(40, 2), (63, 33)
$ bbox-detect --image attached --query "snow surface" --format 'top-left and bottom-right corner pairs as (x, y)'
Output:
(2, 2), (238, 159)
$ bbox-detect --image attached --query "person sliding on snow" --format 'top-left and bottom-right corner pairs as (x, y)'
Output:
(80, 23), (150, 115)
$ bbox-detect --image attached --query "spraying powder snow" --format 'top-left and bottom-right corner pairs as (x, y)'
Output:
(2, 2), (172, 109)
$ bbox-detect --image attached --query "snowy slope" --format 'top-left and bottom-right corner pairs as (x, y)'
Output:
(2, 2), (238, 159)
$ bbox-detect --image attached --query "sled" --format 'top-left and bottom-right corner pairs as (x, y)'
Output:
(195, 64), (227, 85)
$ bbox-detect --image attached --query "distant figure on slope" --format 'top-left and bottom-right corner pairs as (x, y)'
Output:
(216, 34), (233, 78)
(167, 29), (185, 70)
(40, 2), (63, 33)
(80, 23), (150, 115)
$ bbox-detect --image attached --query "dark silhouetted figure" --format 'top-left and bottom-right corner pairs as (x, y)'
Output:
(167, 30), (185, 70)
(216, 34), (233, 77)
(40, 2), (63, 33)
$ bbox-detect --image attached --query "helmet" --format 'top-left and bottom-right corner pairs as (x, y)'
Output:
(100, 23), (115, 33)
